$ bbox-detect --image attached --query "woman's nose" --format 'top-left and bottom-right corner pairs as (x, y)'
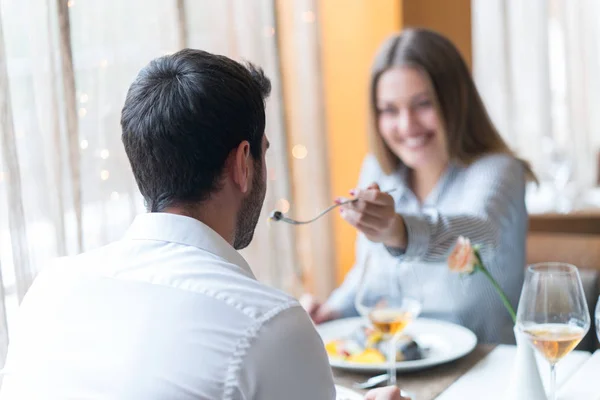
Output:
(397, 109), (414, 134)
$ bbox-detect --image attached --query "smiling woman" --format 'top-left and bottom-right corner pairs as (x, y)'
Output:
(374, 66), (448, 200)
(302, 28), (536, 345)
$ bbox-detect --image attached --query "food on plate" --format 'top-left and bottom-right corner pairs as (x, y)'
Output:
(325, 324), (424, 364)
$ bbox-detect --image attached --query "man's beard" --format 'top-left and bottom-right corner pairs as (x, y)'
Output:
(233, 160), (266, 250)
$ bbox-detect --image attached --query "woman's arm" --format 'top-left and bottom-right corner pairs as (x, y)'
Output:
(341, 154), (527, 263)
(399, 155), (526, 262)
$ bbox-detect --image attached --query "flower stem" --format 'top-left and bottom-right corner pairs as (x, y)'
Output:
(475, 252), (517, 324)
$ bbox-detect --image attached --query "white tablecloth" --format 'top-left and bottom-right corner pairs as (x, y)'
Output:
(436, 345), (591, 400)
(556, 350), (600, 400)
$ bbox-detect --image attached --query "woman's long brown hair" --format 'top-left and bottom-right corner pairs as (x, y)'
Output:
(368, 28), (537, 182)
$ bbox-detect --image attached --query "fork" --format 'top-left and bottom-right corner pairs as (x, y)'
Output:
(269, 188), (397, 225)
(353, 374), (414, 398)
(352, 373), (390, 390)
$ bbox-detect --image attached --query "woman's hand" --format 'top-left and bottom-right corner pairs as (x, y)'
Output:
(364, 386), (411, 400)
(339, 183), (407, 249)
(299, 294), (339, 324)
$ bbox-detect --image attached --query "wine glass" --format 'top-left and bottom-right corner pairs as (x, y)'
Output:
(354, 249), (422, 387)
(549, 150), (573, 213)
(516, 263), (590, 400)
(595, 296), (599, 343)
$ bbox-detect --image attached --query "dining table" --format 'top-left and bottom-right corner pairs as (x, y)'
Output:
(333, 345), (598, 399)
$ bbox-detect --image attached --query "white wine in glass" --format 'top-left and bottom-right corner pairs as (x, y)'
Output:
(517, 263), (590, 400)
(368, 302), (420, 336)
(522, 324), (586, 364)
(355, 251), (422, 387)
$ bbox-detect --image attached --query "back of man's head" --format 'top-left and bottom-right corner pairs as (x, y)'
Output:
(121, 49), (271, 212)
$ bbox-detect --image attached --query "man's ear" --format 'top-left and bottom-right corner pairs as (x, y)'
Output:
(230, 140), (252, 194)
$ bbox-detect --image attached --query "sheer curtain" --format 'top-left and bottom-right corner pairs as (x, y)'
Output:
(0, 0), (334, 368)
(473, 0), (600, 212)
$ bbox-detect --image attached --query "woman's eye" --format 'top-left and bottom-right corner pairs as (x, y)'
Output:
(377, 107), (397, 115)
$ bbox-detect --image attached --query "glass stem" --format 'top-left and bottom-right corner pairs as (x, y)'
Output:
(388, 337), (397, 386)
(549, 363), (556, 400)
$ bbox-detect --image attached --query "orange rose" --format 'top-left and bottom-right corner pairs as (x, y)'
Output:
(447, 236), (516, 323)
(447, 236), (478, 274)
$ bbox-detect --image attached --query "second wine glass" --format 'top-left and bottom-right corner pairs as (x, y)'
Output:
(595, 296), (599, 342)
(354, 249), (422, 386)
(516, 262), (590, 400)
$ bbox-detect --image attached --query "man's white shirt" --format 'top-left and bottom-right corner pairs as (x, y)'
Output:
(0, 213), (336, 399)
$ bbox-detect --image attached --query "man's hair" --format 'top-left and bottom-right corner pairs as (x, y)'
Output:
(121, 49), (271, 212)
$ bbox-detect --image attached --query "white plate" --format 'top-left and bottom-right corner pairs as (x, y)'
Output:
(335, 385), (363, 400)
(317, 317), (477, 373)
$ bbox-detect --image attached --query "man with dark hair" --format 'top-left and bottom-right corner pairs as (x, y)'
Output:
(119, 49), (270, 249)
(0, 50), (406, 400)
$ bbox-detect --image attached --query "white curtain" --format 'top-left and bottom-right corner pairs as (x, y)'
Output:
(182, 0), (302, 294)
(0, 0), (336, 367)
(473, 0), (600, 212)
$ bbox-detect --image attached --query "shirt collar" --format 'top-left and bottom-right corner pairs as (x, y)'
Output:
(386, 166), (409, 202)
(391, 161), (458, 206)
(123, 213), (256, 279)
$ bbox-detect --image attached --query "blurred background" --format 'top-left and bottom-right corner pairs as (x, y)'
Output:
(1, 0), (600, 360)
